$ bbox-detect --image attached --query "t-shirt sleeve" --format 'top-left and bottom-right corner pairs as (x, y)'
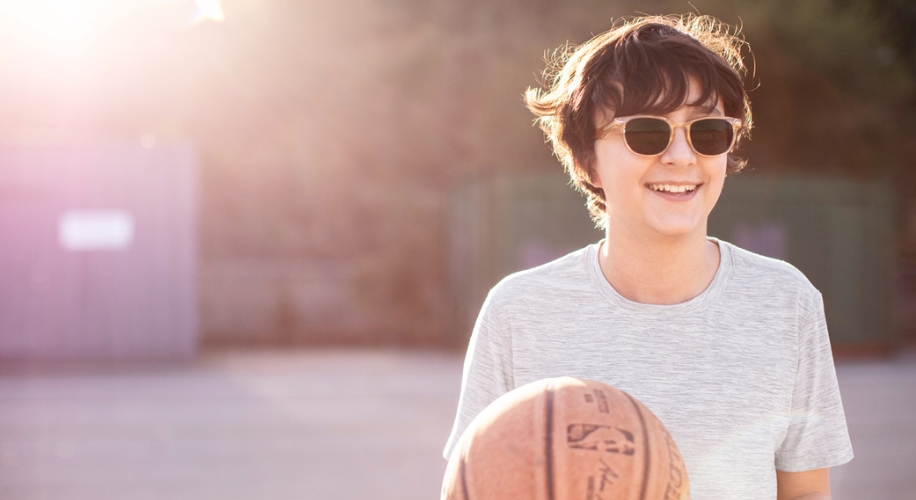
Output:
(442, 288), (515, 460)
(775, 288), (854, 471)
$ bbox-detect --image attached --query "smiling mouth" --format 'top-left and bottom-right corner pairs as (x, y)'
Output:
(647, 183), (698, 194)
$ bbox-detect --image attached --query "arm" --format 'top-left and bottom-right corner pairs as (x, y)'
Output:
(442, 289), (515, 460)
(776, 468), (831, 500)
(775, 290), (852, 489)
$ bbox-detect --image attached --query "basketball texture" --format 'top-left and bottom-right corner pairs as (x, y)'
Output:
(442, 377), (690, 500)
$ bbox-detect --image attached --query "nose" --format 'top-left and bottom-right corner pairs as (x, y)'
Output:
(660, 125), (696, 166)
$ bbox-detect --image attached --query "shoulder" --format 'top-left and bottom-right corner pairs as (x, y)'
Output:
(719, 239), (819, 297)
(486, 243), (597, 309)
(717, 239), (824, 325)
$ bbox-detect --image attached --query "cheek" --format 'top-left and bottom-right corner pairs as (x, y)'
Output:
(591, 142), (637, 191)
(714, 160), (728, 184)
(589, 146), (610, 189)
(705, 163), (728, 200)
(588, 164), (603, 189)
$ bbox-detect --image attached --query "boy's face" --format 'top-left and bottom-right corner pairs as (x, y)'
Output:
(590, 83), (728, 242)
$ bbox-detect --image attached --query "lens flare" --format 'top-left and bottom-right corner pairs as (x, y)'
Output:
(192, 0), (224, 24)
(0, 0), (225, 56)
(0, 0), (113, 55)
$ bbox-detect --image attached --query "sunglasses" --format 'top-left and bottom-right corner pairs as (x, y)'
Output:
(597, 115), (743, 157)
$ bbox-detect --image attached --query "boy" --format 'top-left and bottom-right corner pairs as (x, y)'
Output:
(443, 15), (853, 500)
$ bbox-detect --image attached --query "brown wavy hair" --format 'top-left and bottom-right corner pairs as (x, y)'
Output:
(525, 14), (753, 228)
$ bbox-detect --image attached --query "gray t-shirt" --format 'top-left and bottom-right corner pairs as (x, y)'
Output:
(444, 239), (853, 499)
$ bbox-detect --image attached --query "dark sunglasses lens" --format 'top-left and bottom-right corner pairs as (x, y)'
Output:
(624, 118), (671, 155)
(690, 119), (734, 156)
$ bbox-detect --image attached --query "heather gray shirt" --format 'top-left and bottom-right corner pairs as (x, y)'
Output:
(444, 239), (853, 500)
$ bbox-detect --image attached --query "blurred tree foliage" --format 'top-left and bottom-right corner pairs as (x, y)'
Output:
(204, 0), (916, 342)
(735, 0), (916, 176)
(397, 0), (916, 178)
(3, 0), (912, 343)
(388, 0), (916, 340)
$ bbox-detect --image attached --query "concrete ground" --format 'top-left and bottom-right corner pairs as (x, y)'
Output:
(0, 348), (914, 500)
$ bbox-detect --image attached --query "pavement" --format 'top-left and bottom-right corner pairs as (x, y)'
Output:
(0, 348), (914, 500)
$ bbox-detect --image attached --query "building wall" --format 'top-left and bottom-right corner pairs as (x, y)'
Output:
(0, 142), (197, 361)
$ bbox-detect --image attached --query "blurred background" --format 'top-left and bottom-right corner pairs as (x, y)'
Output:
(0, 0), (915, 498)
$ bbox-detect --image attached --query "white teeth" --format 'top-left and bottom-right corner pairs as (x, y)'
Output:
(649, 184), (696, 193)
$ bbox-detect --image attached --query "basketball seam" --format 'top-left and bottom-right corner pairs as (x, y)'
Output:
(459, 454), (470, 500)
(545, 384), (555, 500)
(624, 392), (650, 500)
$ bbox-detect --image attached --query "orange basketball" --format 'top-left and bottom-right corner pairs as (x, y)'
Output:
(442, 377), (690, 500)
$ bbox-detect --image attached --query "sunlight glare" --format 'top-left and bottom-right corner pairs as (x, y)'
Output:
(0, 0), (113, 54)
(0, 0), (225, 57)
(192, 0), (224, 24)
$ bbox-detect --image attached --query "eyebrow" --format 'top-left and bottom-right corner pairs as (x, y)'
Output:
(683, 101), (724, 118)
(698, 108), (725, 118)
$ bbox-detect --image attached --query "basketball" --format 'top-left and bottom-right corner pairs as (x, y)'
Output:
(442, 377), (690, 500)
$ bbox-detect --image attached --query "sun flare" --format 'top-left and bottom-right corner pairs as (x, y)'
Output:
(0, 0), (224, 57)
(0, 0), (113, 54)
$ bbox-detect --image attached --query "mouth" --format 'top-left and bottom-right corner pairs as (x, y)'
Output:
(647, 183), (699, 195)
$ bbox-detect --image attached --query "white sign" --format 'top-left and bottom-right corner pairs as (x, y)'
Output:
(58, 210), (135, 251)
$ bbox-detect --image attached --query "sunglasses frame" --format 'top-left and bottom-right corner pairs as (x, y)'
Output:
(597, 115), (744, 157)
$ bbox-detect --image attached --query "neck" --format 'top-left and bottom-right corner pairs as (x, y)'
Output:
(598, 228), (720, 305)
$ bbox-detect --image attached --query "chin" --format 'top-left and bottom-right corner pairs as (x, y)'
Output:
(648, 222), (705, 239)
(646, 213), (709, 239)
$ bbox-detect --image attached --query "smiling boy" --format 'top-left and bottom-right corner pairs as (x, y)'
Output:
(443, 15), (853, 499)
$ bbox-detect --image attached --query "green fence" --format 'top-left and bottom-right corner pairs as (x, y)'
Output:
(448, 171), (602, 343)
(709, 176), (896, 351)
(450, 172), (896, 352)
